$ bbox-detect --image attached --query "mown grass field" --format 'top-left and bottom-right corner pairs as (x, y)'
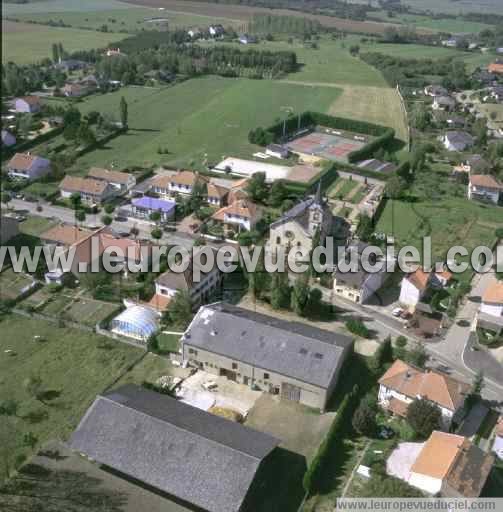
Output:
(2, 20), (124, 64)
(0, 315), (143, 468)
(70, 77), (338, 170)
(2, 0), (133, 15)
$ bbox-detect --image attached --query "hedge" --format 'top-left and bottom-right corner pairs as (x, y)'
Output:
(303, 384), (359, 495)
(260, 110), (396, 167)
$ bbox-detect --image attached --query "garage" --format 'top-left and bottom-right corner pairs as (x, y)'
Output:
(281, 382), (301, 402)
(220, 368), (237, 382)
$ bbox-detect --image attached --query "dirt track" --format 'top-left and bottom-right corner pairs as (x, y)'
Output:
(122, 0), (425, 35)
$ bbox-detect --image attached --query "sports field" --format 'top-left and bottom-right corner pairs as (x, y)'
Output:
(69, 77), (338, 170)
(2, 20), (123, 64)
(286, 129), (367, 163)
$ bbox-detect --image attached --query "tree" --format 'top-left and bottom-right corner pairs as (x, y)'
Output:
(246, 172), (268, 203)
(405, 342), (427, 368)
(52, 43), (59, 63)
(19, 113), (34, 137)
(291, 275), (310, 316)
(69, 192), (81, 211)
(104, 203), (115, 215)
(270, 271), (291, 310)
(466, 370), (484, 408)
(75, 209), (86, 223)
(345, 318), (370, 338)
(24, 375), (45, 405)
(0, 417), (17, 481)
(101, 214), (113, 226)
(164, 290), (193, 329)
(149, 210), (161, 223)
(151, 227), (162, 239)
(306, 287), (323, 317)
(23, 432), (38, 449)
(385, 175), (406, 199)
(119, 96), (128, 129)
(0, 399), (19, 417)
(247, 250), (268, 300)
(352, 401), (377, 436)
(369, 335), (393, 372)
(269, 180), (288, 207)
(406, 399), (441, 438)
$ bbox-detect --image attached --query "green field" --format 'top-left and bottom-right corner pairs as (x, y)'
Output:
(0, 315), (143, 470)
(69, 77), (338, 170)
(400, 0), (503, 15)
(369, 12), (492, 34)
(203, 38), (388, 87)
(2, 20), (124, 64)
(2, 0), (134, 15)
(10, 6), (244, 33)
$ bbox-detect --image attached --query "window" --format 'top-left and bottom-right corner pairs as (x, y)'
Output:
(188, 348), (198, 356)
(276, 237), (281, 244)
(264, 372), (270, 380)
(232, 362), (238, 370)
(285, 231), (295, 240)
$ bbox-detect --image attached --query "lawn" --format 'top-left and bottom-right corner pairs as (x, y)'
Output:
(0, 314), (144, 472)
(70, 77), (338, 170)
(19, 216), (57, 237)
(2, 20), (125, 64)
(157, 332), (181, 354)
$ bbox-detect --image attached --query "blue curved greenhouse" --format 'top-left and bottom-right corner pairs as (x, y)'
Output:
(110, 306), (158, 342)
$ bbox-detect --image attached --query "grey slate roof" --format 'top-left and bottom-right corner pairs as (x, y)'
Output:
(69, 384), (279, 512)
(183, 302), (353, 388)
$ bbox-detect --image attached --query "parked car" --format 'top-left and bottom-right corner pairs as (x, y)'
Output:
(202, 380), (218, 391)
(392, 307), (403, 317)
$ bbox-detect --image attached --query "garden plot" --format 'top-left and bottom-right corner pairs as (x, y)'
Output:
(0, 268), (37, 301)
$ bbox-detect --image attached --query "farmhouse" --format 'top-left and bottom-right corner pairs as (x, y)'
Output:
(14, 95), (41, 113)
(1, 129), (16, 147)
(209, 24), (225, 37)
(154, 248), (222, 309)
(269, 184), (343, 256)
(432, 96), (455, 111)
(130, 196), (176, 223)
(477, 279), (503, 334)
(69, 384), (279, 512)
(443, 131), (474, 152)
(182, 302), (353, 411)
(59, 175), (115, 205)
(407, 432), (493, 497)
(0, 216), (19, 244)
(87, 167), (136, 193)
(468, 174), (502, 204)
(211, 199), (260, 234)
(378, 360), (468, 428)
(7, 152), (51, 181)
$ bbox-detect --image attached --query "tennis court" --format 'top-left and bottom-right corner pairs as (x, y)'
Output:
(286, 128), (369, 162)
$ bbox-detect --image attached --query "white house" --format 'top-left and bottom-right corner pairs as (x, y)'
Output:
(266, 144), (289, 159)
(1, 129), (16, 147)
(14, 96), (41, 113)
(401, 431), (494, 497)
(468, 174), (502, 204)
(153, 248), (222, 310)
(398, 268), (431, 308)
(493, 416), (503, 460)
(7, 152), (51, 181)
(443, 131), (474, 152)
(424, 85), (448, 97)
(87, 167), (136, 193)
(211, 199), (259, 234)
(477, 280), (503, 334)
(151, 170), (208, 198)
(59, 175), (115, 205)
(378, 359), (469, 428)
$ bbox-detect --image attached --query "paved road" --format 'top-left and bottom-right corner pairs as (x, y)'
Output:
(3, 198), (196, 250)
(319, 285), (503, 405)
